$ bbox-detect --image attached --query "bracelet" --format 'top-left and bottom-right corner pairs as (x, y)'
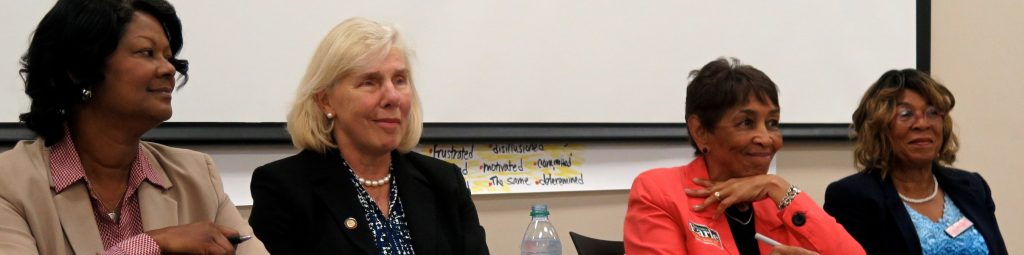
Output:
(777, 185), (801, 210)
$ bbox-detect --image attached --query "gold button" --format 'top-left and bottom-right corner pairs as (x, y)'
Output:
(344, 217), (358, 229)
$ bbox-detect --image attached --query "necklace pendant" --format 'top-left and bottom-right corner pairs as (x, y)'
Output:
(107, 212), (118, 221)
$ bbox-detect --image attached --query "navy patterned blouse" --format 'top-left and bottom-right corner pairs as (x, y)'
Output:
(904, 194), (988, 255)
(344, 162), (416, 255)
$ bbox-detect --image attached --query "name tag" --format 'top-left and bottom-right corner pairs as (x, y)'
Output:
(689, 222), (723, 249)
(945, 217), (974, 238)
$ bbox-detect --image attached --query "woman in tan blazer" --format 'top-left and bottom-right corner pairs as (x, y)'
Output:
(0, 0), (266, 254)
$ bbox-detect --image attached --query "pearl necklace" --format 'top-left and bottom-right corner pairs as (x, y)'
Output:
(343, 161), (392, 187)
(898, 175), (939, 204)
(355, 173), (391, 187)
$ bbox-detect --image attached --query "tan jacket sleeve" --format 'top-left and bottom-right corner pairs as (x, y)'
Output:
(202, 154), (269, 255)
(0, 193), (41, 255)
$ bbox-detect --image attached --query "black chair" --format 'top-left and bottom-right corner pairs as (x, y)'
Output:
(569, 231), (625, 255)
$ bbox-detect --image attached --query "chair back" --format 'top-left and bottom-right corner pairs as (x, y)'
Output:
(569, 231), (625, 255)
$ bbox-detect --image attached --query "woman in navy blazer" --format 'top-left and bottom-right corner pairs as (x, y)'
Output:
(248, 17), (488, 254)
(824, 69), (1005, 255)
(249, 149), (487, 254)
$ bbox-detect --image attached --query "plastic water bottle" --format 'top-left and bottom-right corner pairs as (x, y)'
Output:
(521, 204), (562, 255)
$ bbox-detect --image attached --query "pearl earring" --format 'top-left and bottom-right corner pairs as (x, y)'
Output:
(326, 112), (334, 119)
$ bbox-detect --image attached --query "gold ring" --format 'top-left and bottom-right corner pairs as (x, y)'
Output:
(714, 191), (721, 201)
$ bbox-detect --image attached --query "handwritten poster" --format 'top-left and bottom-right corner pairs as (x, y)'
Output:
(212, 142), (694, 204)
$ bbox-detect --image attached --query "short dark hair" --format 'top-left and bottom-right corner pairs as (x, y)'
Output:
(852, 69), (958, 178)
(18, 0), (188, 146)
(685, 57), (779, 154)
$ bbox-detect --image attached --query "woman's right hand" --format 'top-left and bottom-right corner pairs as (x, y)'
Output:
(145, 221), (238, 255)
(686, 175), (792, 218)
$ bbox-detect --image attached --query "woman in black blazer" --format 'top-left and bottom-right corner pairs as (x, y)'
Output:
(824, 69), (1005, 255)
(248, 17), (489, 255)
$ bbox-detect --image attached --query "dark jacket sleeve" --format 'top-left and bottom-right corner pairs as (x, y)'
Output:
(409, 153), (490, 254)
(824, 177), (889, 254)
(973, 172), (1008, 254)
(451, 164), (489, 254)
(248, 165), (301, 255)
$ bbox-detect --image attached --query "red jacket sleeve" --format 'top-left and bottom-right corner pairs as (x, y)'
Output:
(772, 193), (865, 255)
(624, 173), (688, 255)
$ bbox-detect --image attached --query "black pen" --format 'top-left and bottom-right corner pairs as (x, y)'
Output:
(228, 235), (253, 245)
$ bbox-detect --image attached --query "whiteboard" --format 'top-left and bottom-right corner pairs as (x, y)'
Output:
(1, 1), (917, 124)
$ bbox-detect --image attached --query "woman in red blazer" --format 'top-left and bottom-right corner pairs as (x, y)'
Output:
(624, 58), (864, 255)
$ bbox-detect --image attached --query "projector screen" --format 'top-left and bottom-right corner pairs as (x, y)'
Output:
(1, 1), (918, 125)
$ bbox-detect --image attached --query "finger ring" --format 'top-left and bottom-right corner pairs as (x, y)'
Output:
(714, 191), (721, 200)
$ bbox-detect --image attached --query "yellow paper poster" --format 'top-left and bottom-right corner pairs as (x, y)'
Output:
(417, 143), (585, 194)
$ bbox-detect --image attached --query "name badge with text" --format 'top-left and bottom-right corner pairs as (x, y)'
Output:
(945, 217), (974, 238)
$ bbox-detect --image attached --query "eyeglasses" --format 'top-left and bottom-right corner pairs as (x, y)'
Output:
(895, 106), (945, 124)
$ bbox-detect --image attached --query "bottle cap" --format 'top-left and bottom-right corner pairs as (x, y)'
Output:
(530, 204), (550, 217)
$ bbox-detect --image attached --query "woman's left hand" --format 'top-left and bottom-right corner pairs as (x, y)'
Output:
(685, 175), (791, 218)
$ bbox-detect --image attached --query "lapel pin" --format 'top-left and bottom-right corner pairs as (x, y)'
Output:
(344, 217), (358, 230)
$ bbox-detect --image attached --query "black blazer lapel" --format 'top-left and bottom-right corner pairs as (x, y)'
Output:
(934, 166), (1004, 254)
(312, 151), (377, 255)
(881, 175), (923, 255)
(935, 166), (979, 221)
(394, 151), (440, 255)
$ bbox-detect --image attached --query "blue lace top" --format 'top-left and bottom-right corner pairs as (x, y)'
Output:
(345, 162), (416, 255)
(904, 194), (988, 255)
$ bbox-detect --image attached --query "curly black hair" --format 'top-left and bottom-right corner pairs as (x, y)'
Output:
(18, 0), (188, 146)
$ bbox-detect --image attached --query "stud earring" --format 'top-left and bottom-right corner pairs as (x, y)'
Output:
(701, 147), (709, 154)
(81, 89), (93, 100)
(326, 112), (334, 119)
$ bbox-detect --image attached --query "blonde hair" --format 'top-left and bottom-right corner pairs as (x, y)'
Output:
(287, 17), (423, 153)
(851, 69), (958, 179)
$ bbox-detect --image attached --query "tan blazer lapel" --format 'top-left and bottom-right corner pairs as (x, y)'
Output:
(53, 184), (104, 253)
(139, 146), (178, 231)
(139, 184), (178, 231)
(41, 140), (103, 254)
